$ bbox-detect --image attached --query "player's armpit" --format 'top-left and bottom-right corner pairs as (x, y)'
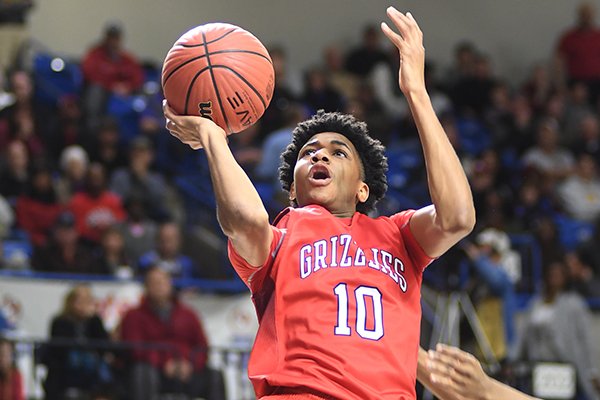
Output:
(229, 221), (274, 267)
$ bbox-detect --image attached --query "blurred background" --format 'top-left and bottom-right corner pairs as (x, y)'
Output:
(1, 1), (600, 399)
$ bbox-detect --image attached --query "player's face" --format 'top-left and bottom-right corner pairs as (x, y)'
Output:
(291, 132), (369, 217)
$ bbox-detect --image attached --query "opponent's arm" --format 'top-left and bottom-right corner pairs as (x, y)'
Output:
(164, 103), (272, 266)
(419, 344), (539, 400)
(382, 8), (475, 258)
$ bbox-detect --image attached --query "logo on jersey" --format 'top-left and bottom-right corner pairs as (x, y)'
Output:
(298, 234), (408, 292)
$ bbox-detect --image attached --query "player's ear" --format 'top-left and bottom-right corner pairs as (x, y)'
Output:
(289, 182), (296, 202)
(357, 181), (369, 204)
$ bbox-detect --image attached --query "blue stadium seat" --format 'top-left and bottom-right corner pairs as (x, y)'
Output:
(33, 53), (83, 106)
(553, 214), (595, 251)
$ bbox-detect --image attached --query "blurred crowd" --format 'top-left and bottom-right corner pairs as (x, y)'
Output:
(1, 0), (600, 399)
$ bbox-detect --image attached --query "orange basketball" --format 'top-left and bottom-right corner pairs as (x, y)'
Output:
(162, 23), (274, 134)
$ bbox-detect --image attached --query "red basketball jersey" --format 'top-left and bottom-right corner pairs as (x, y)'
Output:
(228, 205), (433, 399)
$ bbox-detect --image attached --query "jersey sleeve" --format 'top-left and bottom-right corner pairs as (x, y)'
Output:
(390, 210), (434, 272)
(227, 226), (284, 293)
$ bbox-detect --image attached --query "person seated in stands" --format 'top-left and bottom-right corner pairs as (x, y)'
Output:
(556, 152), (600, 222)
(91, 226), (131, 277)
(43, 284), (112, 400)
(0, 338), (24, 400)
(462, 228), (518, 361)
(119, 267), (213, 400)
(110, 136), (170, 222)
(81, 21), (144, 130)
(514, 260), (600, 400)
(15, 164), (62, 250)
(522, 118), (575, 184)
(0, 140), (29, 202)
(86, 118), (128, 177)
(55, 145), (89, 205)
(0, 70), (49, 158)
(31, 211), (97, 274)
(116, 196), (157, 265)
(137, 222), (196, 279)
(69, 163), (126, 246)
(565, 249), (600, 298)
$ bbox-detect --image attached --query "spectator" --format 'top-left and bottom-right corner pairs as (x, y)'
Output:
(556, 152), (600, 222)
(81, 22), (144, 130)
(563, 81), (593, 145)
(513, 179), (553, 231)
(344, 24), (389, 77)
(110, 136), (169, 222)
(565, 250), (600, 297)
(322, 44), (359, 101)
(0, 140), (29, 201)
(43, 284), (112, 400)
(572, 112), (600, 160)
(0, 0), (33, 72)
(555, 2), (600, 104)
(302, 66), (346, 113)
(443, 41), (478, 92)
(522, 118), (575, 183)
(69, 163), (126, 245)
(91, 227), (130, 277)
(463, 228), (518, 360)
(521, 63), (554, 114)
(15, 165), (62, 248)
(87, 118), (128, 176)
(47, 95), (85, 161)
(514, 261), (600, 400)
(137, 222), (196, 279)
(116, 196), (157, 266)
(0, 338), (24, 400)
(55, 145), (89, 205)
(31, 211), (97, 274)
(0, 193), (12, 240)
(120, 267), (212, 400)
(0, 70), (49, 158)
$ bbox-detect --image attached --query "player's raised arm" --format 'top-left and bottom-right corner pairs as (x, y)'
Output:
(381, 7), (475, 257)
(163, 102), (272, 267)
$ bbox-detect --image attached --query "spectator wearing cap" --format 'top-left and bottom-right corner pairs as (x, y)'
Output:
(110, 136), (170, 222)
(81, 21), (144, 130)
(15, 164), (62, 249)
(462, 228), (518, 360)
(69, 163), (126, 245)
(55, 145), (89, 205)
(137, 222), (196, 280)
(31, 211), (98, 274)
(116, 196), (157, 265)
(86, 117), (128, 177)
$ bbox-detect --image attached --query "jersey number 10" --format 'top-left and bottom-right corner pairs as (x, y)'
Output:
(334, 283), (384, 340)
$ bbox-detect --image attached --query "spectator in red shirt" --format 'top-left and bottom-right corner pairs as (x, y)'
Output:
(120, 267), (211, 400)
(69, 163), (126, 245)
(15, 165), (63, 248)
(0, 338), (24, 400)
(556, 2), (600, 103)
(81, 22), (144, 130)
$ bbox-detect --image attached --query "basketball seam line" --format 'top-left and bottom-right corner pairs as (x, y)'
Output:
(201, 31), (232, 132)
(176, 29), (236, 47)
(212, 65), (267, 109)
(183, 66), (211, 115)
(163, 49), (272, 85)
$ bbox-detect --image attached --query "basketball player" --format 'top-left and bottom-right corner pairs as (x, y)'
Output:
(164, 7), (475, 399)
(418, 344), (540, 400)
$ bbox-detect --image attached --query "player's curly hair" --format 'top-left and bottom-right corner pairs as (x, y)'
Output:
(279, 110), (388, 215)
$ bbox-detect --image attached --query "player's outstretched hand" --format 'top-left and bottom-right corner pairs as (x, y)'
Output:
(425, 343), (490, 400)
(163, 100), (227, 150)
(381, 6), (425, 96)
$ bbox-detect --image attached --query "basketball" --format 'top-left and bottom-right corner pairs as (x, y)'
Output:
(162, 23), (275, 134)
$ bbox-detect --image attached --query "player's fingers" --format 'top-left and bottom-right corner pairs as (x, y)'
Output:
(386, 7), (417, 41)
(380, 22), (406, 51)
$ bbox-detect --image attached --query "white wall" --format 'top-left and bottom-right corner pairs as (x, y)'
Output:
(29, 1), (594, 84)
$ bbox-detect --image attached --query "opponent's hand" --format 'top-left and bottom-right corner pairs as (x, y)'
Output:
(381, 6), (426, 96)
(163, 100), (227, 150)
(425, 344), (491, 400)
